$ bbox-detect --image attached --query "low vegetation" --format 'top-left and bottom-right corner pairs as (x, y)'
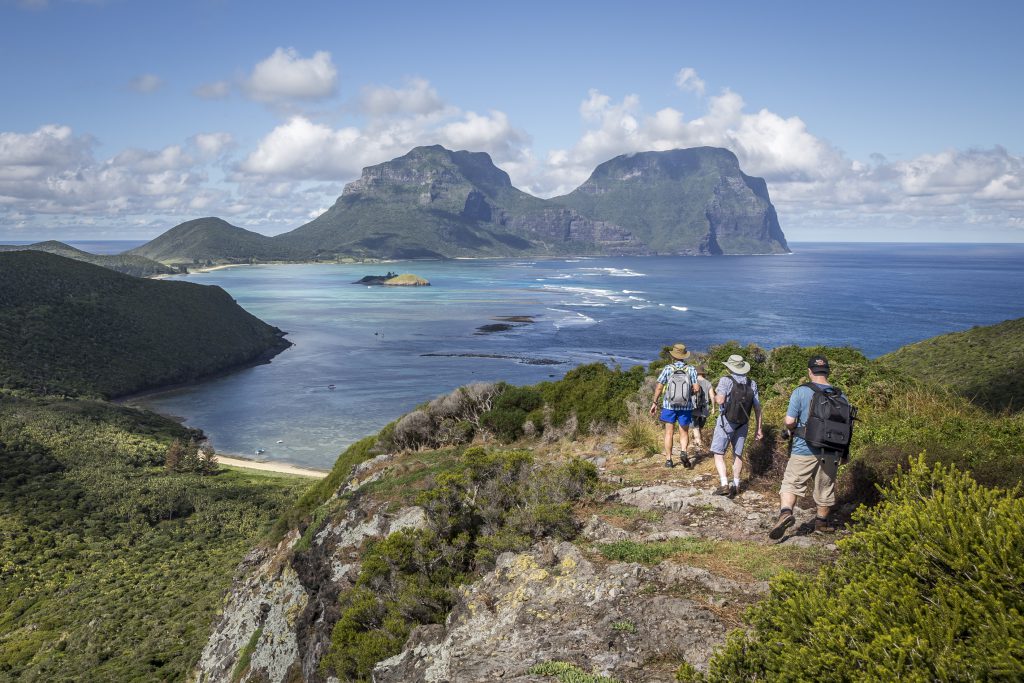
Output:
(683, 458), (1024, 681)
(880, 316), (1024, 412)
(0, 394), (311, 680)
(321, 448), (598, 682)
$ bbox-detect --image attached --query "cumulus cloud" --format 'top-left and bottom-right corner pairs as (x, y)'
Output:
(191, 132), (234, 158)
(194, 80), (231, 100)
(128, 73), (163, 93)
(674, 67), (705, 95)
(239, 99), (529, 181)
(358, 78), (445, 116)
(243, 47), (338, 102)
(0, 124), (209, 221)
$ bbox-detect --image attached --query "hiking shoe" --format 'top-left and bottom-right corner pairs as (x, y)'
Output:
(681, 453), (693, 469)
(664, 459), (675, 468)
(768, 510), (795, 540)
(813, 517), (837, 534)
(713, 484), (731, 496)
(728, 483), (738, 498)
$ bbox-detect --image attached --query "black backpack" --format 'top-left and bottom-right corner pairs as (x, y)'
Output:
(722, 378), (755, 426)
(694, 381), (709, 412)
(794, 383), (857, 455)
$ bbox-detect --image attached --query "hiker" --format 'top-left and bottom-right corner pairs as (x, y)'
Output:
(690, 366), (716, 452)
(769, 355), (856, 539)
(649, 343), (702, 468)
(710, 354), (762, 497)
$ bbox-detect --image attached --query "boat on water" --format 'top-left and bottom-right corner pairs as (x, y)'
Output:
(328, 384), (336, 390)
(255, 448), (265, 455)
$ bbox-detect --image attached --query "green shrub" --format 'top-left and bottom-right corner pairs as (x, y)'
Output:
(695, 458), (1024, 681)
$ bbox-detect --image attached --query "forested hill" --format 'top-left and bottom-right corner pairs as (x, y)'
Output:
(0, 251), (290, 398)
(881, 316), (1024, 412)
(0, 240), (176, 277)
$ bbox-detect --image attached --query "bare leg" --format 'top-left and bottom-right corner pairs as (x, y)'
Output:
(691, 425), (703, 448)
(713, 451), (728, 482)
(817, 505), (831, 518)
(732, 455), (743, 482)
(780, 491), (797, 510)
(663, 423), (675, 461)
(678, 425), (689, 455)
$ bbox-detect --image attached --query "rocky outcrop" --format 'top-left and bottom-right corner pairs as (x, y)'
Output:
(192, 454), (430, 683)
(373, 541), (757, 682)
(192, 446), (836, 683)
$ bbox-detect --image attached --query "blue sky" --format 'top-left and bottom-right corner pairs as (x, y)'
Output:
(1, 0), (1022, 241)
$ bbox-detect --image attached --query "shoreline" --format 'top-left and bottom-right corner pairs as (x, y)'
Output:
(217, 454), (328, 478)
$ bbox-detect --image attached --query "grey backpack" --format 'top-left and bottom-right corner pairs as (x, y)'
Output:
(665, 367), (693, 409)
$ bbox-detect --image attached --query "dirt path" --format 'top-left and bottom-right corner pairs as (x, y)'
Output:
(217, 455), (328, 478)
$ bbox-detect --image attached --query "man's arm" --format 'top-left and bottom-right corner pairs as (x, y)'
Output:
(649, 375), (665, 415)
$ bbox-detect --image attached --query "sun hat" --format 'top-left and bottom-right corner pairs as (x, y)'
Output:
(669, 343), (691, 360)
(722, 354), (751, 375)
(808, 355), (831, 375)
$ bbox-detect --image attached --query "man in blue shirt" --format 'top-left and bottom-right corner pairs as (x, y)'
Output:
(649, 343), (701, 468)
(769, 355), (842, 539)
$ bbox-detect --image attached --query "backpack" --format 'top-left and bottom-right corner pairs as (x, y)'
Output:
(665, 367), (693, 409)
(794, 383), (857, 456)
(694, 380), (709, 412)
(722, 378), (755, 426)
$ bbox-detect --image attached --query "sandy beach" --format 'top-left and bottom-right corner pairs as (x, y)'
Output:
(217, 455), (328, 478)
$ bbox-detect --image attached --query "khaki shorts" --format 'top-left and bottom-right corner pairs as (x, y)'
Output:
(780, 455), (841, 507)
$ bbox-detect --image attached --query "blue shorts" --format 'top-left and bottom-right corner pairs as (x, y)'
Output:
(659, 408), (693, 426)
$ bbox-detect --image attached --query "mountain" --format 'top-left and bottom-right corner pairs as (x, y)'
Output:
(0, 240), (176, 277)
(136, 146), (790, 263)
(0, 251), (290, 397)
(127, 216), (301, 265)
(881, 317), (1024, 412)
(554, 147), (789, 255)
(274, 145), (604, 259)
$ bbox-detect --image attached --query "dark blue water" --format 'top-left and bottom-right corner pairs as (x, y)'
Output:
(132, 243), (1024, 468)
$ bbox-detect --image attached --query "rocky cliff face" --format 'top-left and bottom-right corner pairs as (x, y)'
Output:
(554, 147), (790, 255)
(264, 145), (788, 259)
(193, 441), (836, 683)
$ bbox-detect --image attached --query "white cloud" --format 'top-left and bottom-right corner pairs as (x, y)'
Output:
(3, 73), (1023, 238)
(128, 73), (163, 93)
(674, 67), (705, 95)
(359, 78), (445, 116)
(244, 47), (338, 103)
(194, 80), (230, 100)
(191, 132), (234, 157)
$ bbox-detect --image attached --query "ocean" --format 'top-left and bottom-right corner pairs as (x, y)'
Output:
(130, 243), (1024, 468)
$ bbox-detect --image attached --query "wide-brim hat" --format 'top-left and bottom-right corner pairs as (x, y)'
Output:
(722, 354), (750, 375)
(669, 343), (690, 360)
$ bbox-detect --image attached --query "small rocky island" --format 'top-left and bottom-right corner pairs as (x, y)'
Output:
(354, 271), (430, 286)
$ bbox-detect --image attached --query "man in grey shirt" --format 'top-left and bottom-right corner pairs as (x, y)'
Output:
(710, 354), (763, 497)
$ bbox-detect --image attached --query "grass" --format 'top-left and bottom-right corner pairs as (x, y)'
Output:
(600, 504), (664, 524)
(594, 538), (829, 582)
(529, 661), (620, 683)
(611, 620), (637, 633)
